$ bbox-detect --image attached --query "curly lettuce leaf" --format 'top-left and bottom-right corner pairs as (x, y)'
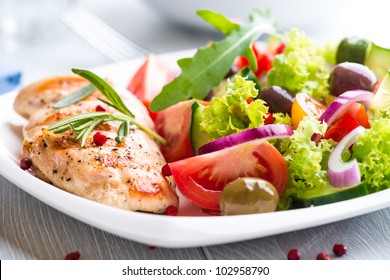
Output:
(200, 75), (268, 140)
(278, 116), (335, 210)
(353, 111), (390, 192)
(267, 29), (330, 102)
(321, 40), (339, 66)
(273, 112), (292, 126)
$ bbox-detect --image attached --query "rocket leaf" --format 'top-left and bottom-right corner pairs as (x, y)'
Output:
(149, 9), (276, 111)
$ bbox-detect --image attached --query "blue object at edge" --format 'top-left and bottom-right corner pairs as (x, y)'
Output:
(0, 64), (22, 95)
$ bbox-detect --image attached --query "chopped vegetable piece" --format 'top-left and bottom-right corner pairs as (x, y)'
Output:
(324, 112), (360, 142)
(127, 54), (175, 120)
(155, 100), (195, 162)
(291, 92), (326, 129)
(197, 124), (293, 155)
(319, 90), (374, 127)
(327, 126), (365, 188)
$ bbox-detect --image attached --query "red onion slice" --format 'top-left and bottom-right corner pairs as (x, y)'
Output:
(319, 90), (374, 127)
(327, 126), (366, 188)
(196, 124), (293, 155)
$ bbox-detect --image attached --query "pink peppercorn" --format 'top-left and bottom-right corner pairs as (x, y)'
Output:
(166, 205), (178, 216)
(333, 243), (347, 256)
(64, 251), (80, 260)
(161, 164), (172, 176)
(287, 249), (300, 260)
(95, 105), (106, 112)
(316, 252), (330, 260)
(93, 132), (107, 146)
(20, 158), (32, 170)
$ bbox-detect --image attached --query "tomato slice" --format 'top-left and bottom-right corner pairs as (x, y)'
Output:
(168, 140), (288, 210)
(127, 54), (175, 120)
(324, 112), (360, 142)
(346, 103), (370, 129)
(155, 100), (195, 162)
(291, 93), (326, 129)
(323, 102), (370, 142)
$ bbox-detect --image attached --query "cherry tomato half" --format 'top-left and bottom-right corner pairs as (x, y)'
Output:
(324, 112), (360, 142)
(291, 93), (326, 129)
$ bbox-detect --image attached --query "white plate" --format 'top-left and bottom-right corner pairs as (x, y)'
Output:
(2, 51), (390, 248)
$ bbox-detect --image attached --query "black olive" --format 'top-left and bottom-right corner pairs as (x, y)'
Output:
(259, 86), (294, 115)
(329, 62), (377, 96)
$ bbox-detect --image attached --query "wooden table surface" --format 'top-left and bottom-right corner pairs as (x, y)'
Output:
(1, 0), (390, 260)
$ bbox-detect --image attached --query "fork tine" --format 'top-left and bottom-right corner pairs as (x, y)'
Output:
(62, 3), (148, 61)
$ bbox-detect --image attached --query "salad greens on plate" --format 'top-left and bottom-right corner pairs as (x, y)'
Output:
(51, 8), (390, 216)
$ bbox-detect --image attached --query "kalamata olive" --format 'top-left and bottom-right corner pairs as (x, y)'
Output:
(329, 62), (377, 96)
(220, 177), (279, 216)
(259, 86), (294, 115)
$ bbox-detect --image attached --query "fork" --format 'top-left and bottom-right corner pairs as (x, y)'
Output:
(61, 2), (149, 62)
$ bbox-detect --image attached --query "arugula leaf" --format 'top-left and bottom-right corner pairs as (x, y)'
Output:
(149, 9), (276, 111)
(196, 10), (239, 35)
(197, 10), (257, 70)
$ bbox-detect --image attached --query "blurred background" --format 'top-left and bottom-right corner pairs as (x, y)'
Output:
(0, 0), (389, 92)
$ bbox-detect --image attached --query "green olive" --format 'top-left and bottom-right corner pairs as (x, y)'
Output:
(220, 177), (279, 216)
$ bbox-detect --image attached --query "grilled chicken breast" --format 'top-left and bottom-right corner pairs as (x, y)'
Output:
(14, 76), (179, 213)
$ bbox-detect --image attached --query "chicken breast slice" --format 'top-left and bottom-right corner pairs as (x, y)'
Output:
(15, 75), (179, 214)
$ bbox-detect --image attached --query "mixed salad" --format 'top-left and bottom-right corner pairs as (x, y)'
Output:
(134, 9), (390, 215)
(57, 9), (390, 216)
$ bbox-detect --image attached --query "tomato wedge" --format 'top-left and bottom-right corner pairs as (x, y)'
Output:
(324, 112), (360, 142)
(127, 54), (175, 121)
(155, 100), (195, 162)
(168, 140), (288, 211)
(291, 92), (326, 129)
(324, 102), (370, 142)
(346, 103), (370, 129)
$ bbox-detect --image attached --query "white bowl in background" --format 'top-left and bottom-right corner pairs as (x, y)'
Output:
(143, 0), (389, 44)
(143, 0), (343, 31)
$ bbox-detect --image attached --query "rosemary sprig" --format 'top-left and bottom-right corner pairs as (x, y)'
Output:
(72, 69), (134, 117)
(52, 84), (96, 109)
(47, 69), (166, 146)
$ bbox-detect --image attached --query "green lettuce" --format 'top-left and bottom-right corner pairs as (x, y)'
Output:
(273, 112), (292, 126)
(267, 28), (330, 102)
(353, 111), (390, 192)
(278, 116), (335, 210)
(200, 75), (269, 140)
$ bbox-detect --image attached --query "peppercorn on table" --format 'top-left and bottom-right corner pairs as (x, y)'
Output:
(1, 0), (390, 260)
